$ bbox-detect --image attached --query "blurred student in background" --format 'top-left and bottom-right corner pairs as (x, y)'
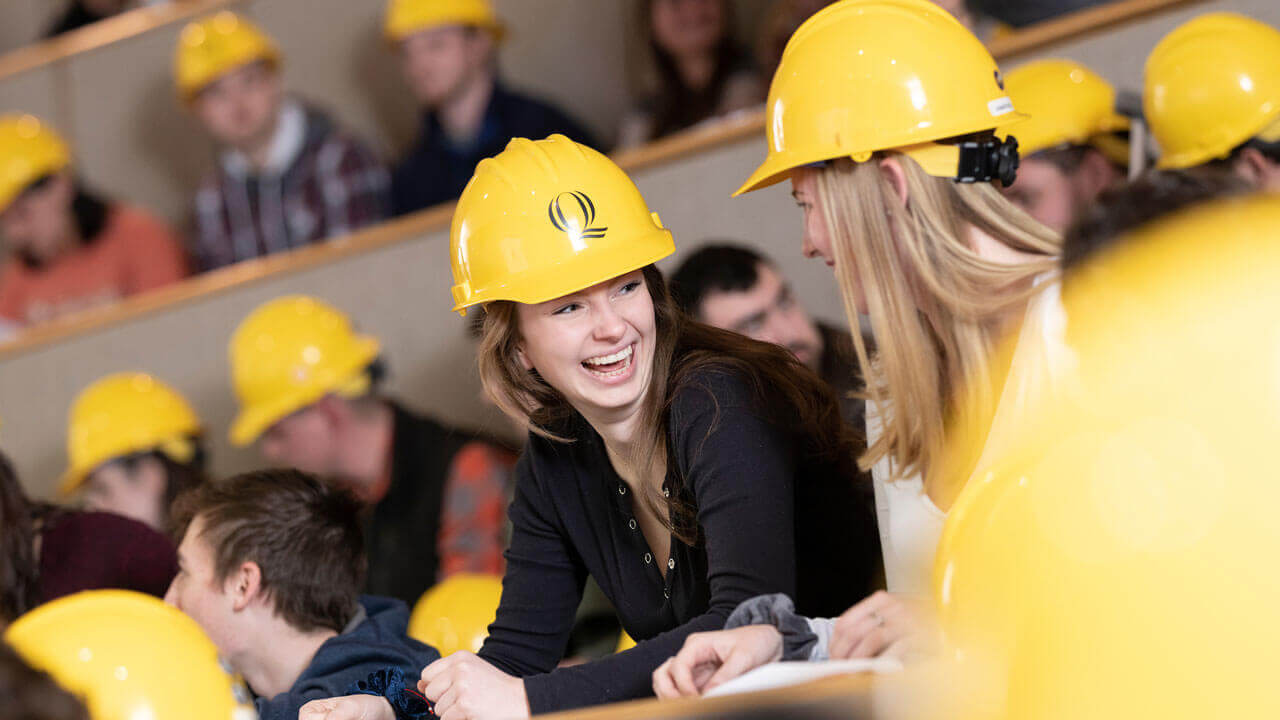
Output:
(1000, 59), (1130, 233)
(618, 0), (764, 148)
(0, 450), (177, 626)
(0, 115), (188, 328)
(176, 12), (390, 271)
(385, 0), (597, 215)
(1144, 13), (1280, 190)
(60, 373), (207, 535)
(670, 243), (864, 427)
(228, 295), (513, 607)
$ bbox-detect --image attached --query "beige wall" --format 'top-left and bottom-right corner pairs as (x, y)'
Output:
(0, 0), (65, 55)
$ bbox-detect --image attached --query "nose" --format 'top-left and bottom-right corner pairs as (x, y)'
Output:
(801, 235), (820, 259)
(591, 302), (627, 343)
(163, 580), (178, 608)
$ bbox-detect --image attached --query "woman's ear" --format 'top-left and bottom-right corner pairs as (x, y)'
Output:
(517, 342), (533, 371)
(878, 156), (910, 207)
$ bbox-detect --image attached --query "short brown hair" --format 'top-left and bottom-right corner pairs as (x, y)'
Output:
(0, 643), (89, 720)
(171, 469), (365, 633)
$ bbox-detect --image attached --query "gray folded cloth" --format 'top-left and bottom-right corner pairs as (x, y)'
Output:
(725, 593), (835, 662)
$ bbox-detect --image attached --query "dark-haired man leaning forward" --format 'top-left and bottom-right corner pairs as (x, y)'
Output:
(165, 469), (440, 720)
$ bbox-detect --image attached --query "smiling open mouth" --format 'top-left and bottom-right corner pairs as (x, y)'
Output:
(582, 343), (634, 378)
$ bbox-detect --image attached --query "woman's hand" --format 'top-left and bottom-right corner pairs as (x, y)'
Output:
(418, 651), (530, 720)
(298, 694), (395, 720)
(652, 625), (784, 699)
(828, 591), (935, 661)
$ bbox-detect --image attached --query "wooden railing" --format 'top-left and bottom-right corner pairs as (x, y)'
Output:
(0, 0), (242, 82)
(0, 0), (1211, 361)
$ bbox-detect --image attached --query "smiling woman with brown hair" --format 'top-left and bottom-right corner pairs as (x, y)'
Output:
(301, 134), (881, 720)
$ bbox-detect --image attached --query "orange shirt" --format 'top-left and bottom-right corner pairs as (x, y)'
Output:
(0, 205), (189, 326)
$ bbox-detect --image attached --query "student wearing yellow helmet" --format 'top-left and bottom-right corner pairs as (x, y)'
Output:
(61, 372), (206, 534)
(384, 0), (598, 215)
(1144, 13), (1280, 189)
(657, 0), (1069, 696)
(175, 12), (389, 271)
(999, 59), (1131, 233)
(0, 114), (188, 327)
(228, 295), (515, 609)
(301, 134), (880, 719)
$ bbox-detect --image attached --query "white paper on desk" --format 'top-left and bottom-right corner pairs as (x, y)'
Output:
(703, 658), (903, 698)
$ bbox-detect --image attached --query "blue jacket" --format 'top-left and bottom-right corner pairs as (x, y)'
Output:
(254, 596), (440, 720)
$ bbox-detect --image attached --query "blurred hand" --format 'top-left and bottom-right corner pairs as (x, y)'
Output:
(298, 694), (394, 720)
(828, 591), (935, 661)
(652, 625), (784, 699)
(419, 651), (529, 720)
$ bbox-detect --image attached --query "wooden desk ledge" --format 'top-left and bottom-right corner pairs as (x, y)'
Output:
(0, 0), (244, 81)
(540, 672), (881, 720)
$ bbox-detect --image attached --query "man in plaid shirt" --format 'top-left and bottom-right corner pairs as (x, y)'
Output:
(176, 13), (390, 271)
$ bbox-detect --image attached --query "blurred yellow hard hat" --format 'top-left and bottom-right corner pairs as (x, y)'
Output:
(175, 11), (281, 102)
(228, 295), (380, 446)
(5, 590), (254, 720)
(1145, 13), (1280, 170)
(408, 573), (503, 655)
(450, 134), (674, 315)
(0, 114), (71, 213)
(1004, 59), (1130, 160)
(62, 372), (201, 497)
(935, 194), (1280, 719)
(735, 0), (1022, 195)
(384, 0), (504, 42)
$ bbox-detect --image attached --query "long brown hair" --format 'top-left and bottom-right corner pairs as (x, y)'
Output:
(477, 265), (857, 543)
(814, 155), (1060, 497)
(0, 453), (46, 623)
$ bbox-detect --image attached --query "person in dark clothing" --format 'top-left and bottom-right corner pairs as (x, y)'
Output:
(0, 450), (177, 625)
(619, 0), (765, 148)
(305, 135), (880, 719)
(165, 469), (441, 720)
(228, 295), (513, 607)
(670, 243), (867, 427)
(45, 0), (133, 38)
(384, 0), (598, 215)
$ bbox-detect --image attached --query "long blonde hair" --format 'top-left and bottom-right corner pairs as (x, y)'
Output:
(814, 154), (1059, 491)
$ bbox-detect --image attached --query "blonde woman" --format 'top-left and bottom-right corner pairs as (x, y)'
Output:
(654, 0), (1068, 696)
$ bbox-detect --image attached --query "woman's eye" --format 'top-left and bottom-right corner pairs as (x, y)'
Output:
(618, 281), (641, 295)
(552, 303), (580, 316)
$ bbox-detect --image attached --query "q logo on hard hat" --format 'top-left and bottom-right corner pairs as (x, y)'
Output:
(548, 191), (607, 242)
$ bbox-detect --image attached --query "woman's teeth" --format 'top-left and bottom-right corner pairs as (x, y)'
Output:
(583, 344), (634, 377)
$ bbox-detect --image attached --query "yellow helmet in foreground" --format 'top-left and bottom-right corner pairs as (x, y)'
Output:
(0, 114), (71, 213)
(1004, 59), (1130, 162)
(5, 590), (254, 720)
(450, 134), (674, 315)
(175, 12), (281, 101)
(62, 372), (201, 496)
(408, 573), (504, 655)
(736, 0), (1022, 195)
(935, 194), (1280, 719)
(1144, 13), (1280, 169)
(228, 295), (380, 446)
(384, 0), (504, 42)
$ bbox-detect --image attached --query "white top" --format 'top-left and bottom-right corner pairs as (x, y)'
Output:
(869, 280), (1071, 593)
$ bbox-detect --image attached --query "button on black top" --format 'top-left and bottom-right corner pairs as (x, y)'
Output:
(477, 368), (882, 713)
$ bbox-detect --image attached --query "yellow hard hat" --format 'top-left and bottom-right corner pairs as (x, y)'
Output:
(735, 0), (1022, 195)
(61, 372), (202, 497)
(175, 11), (281, 102)
(0, 114), (71, 213)
(450, 134), (674, 315)
(1145, 13), (1280, 170)
(1004, 59), (1130, 159)
(384, 0), (504, 42)
(228, 295), (380, 446)
(408, 573), (503, 655)
(935, 194), (1280, 719)
(5, 590), (254, 720)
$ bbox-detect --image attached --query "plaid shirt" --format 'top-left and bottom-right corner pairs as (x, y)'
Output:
(192, 101), (389, 271)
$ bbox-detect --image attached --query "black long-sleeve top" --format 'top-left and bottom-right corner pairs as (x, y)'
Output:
(477, 368), (881, 713)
